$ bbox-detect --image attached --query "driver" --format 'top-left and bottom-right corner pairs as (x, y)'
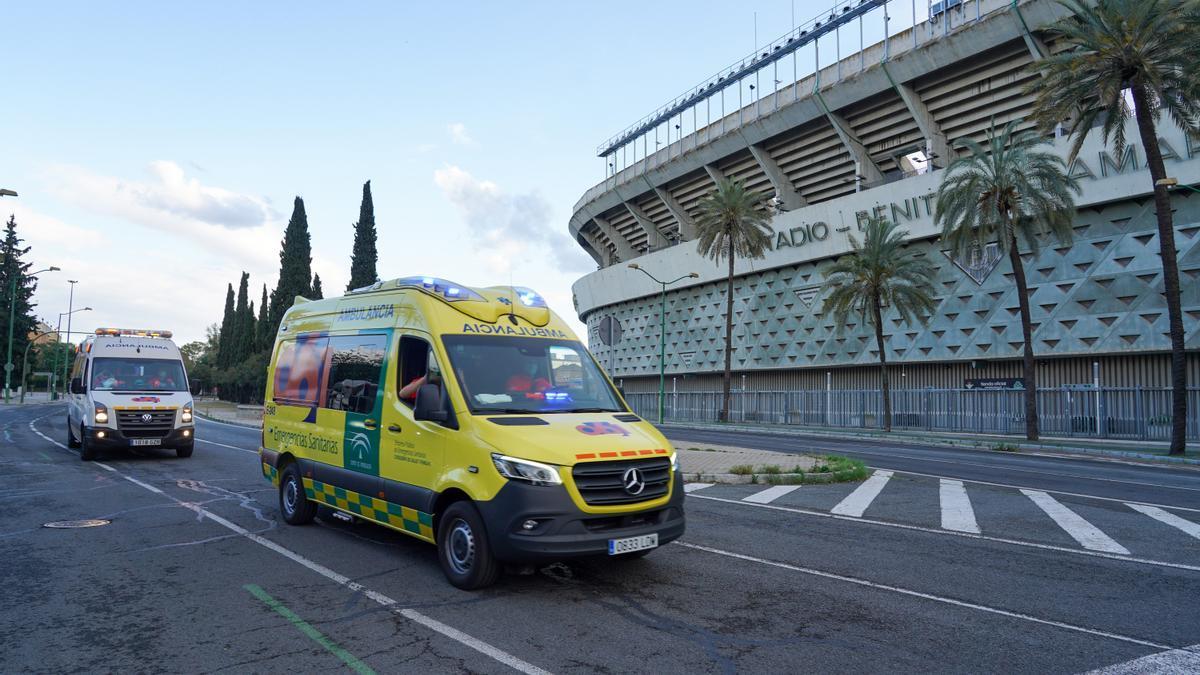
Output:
(505, 360), (550, 398)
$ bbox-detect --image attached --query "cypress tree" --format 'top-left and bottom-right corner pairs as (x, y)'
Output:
(346, 180), (379, 291)
(257, 284), (270, 351)
(311, 274), (324, 300)
(269, 197), (313, 335)
(0, 216), (39, 380)
(217, 283), (235, 368)
(231, 272), (251, 364)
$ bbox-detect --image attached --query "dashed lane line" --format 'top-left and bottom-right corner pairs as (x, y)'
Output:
(939, 479), (980, 534)
(675, 541), (1177, 652)
(742, 485), (801, 504)
(1022, 490), (1130, 555)
(684, 493), (1200, 573)
(830, 470), (892, 517)
(1127, 504), (1200, 541)
(28, 415), (553, 675)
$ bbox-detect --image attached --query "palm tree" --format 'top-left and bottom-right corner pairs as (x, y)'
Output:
(821, 217), (936, 432)
(935, 120), (1081, 441)
(1028, 0), (1200, 455)
(695, 178), (773, 422)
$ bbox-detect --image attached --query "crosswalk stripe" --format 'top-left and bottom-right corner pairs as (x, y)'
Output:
(1127, 504), (1200, 541)
(1086, 643), (1200, 674)
(830, 470), (893, 517)
(939, 479), (980, 534)
(683, 483), (713, 493)
(1021, 490), (1130, 554)
(743, 485), (801, 504)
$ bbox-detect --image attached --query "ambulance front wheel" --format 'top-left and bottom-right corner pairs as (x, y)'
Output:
(438, 501), (501, 590)
(279, 464), (316, 525)
(176, 442), (194, 458)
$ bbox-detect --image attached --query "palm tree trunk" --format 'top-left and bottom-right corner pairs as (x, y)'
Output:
(872, 296), (892, 432)
(1008, 239), (1039, 441)
(1131, 84), (1186, 456)
(721, 249), (735, 423)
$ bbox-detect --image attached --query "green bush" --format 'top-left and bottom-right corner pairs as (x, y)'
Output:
(759, 464), (782, 475)
(729, 464), (753, 475)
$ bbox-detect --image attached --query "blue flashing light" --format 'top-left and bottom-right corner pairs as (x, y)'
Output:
(512, 286), (547, 308)
(397, 276), (485, 302)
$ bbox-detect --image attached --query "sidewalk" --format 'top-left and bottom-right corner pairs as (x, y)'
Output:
(194, 400), (263, 429)
(660, 420), (1200, 466)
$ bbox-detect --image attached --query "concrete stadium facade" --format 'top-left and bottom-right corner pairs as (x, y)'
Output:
(569, 0), (1200, 395)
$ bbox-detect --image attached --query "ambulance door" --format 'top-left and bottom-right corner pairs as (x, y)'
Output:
(320, 333), (389, 502)
(379, 334), (446, 519)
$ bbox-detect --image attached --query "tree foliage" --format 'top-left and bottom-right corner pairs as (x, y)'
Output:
(0, 215), (40, 379)
(694, 178), (772, 422)
(821, 217), (936, 431)
(268, 196), (313, 336)
(347, 180), (379, 291)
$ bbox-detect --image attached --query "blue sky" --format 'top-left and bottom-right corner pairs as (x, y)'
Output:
(3, 1), (870, 345)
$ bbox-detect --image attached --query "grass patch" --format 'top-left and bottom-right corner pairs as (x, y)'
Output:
(729, 464), (754, 475)
(808, 455), (868, 482)
(758, 464), (782, 475)
(992, 443), (1020, 453)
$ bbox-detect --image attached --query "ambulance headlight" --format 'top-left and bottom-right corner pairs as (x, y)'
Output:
(94, 403), (109, 425)
(491, 454), (562, 486)
(181, 406), (193, 423)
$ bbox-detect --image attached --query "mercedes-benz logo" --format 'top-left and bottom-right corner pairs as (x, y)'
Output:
(141, 413), (153, 423)
(622, 467), (645, 495)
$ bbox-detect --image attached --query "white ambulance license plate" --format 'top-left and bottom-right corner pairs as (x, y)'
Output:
(608, 533), (658, 555)
(130, 438), (161, 447)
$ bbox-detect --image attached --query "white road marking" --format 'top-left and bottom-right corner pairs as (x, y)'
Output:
(195, 415), (262, 430)
(1021, 490), (1130, 554)
(685, 493), (1200, 573)
(683, 482), (713, 493)
(1086, 643), (1200, 674)
(675, 541), (1175, 651)
(29, 415), (552, 675)
(198, 438), (258, 454)
(1127, 504), (1200, 541)
(830, 470), (892, 517)
(742, 485), (800, 504)
(939, 479), (980, 534)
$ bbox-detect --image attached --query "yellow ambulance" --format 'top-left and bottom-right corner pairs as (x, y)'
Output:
(260, 276), (685, 589)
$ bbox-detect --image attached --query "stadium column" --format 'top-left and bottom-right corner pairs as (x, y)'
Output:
(591, 216), (639, 264)
(644, 176), (697, 241)
(881, 62), (950, 168)
(746, 142), (806, 211)
(814, 92), (883, 185)
(615, 187), (670, 251)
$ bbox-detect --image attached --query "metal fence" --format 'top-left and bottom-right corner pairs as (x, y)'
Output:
(625, 387), (1200, 442)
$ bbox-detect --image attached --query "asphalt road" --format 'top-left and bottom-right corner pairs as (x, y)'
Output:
(3, 403), (1199, 673)
(663, 425), (1200, 509)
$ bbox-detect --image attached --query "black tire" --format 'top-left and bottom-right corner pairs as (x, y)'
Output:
(437, 501), (501, 590)
(67, 418), (80, 448)
(79, 426), (97, 461)
(176, 443), (194, 459)
(278, 463), (316, 525)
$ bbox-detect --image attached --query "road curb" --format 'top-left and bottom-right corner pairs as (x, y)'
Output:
(195, 411), (262, 430)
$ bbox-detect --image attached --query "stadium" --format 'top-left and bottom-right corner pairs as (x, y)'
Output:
(568, 0), (1200, 438)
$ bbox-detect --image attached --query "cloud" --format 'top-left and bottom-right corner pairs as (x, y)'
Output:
(3, 203), (103, 252)
(42, 161), (282, 268)
(447, 123), (473, 146)
(433, 165), (593, 276)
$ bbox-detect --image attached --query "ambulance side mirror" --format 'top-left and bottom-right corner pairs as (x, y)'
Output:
(414, 384), (448, 424)
(70, 377), (85, 395)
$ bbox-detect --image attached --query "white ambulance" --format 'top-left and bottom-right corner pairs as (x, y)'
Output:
(65, 328), (196, 461)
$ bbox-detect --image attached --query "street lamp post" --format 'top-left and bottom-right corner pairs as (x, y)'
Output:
(60, 281), (78, 398)
(628, 264), (699, 424)
(1157, 177), (1200, 195)
(5, 266), (59, 402)
(49, 307), (92, 400)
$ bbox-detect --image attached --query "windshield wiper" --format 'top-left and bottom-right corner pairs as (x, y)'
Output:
(558, 407), (623, 413)
(481, 408), (543, 415)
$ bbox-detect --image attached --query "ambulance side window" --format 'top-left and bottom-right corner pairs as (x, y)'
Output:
(324, 334), (386, 414)
(272, 336), (331, 407)
(397, 336), (434, 409)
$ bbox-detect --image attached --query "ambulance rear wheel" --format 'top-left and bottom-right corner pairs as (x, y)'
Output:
(67, 419), (80, 448)
(79, 426), (97, 461)
(437, 501), (500, 590)
(279, 464), (316, 525)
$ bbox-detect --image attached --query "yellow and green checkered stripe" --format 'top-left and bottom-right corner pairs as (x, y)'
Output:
(261, 462), (279, 486)
(302, 478), (435, 542)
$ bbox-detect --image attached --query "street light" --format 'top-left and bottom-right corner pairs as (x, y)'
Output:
(5, 266), (59, 402)
(0, 189), (17, 198)
(1157, 177), (1200, 195)
(49, 306), (92, 400)
(628, 263), (700, 424)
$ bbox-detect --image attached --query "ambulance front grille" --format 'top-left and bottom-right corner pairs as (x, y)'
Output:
(571, 457), (671, 506)
(116, 410), (176, 438)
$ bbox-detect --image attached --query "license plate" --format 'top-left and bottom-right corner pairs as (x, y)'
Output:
(608, 533), (658, 555)
(130, 438), (161, 447)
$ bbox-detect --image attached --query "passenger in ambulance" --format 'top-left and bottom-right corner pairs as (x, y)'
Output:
(93, 369), (118, 389)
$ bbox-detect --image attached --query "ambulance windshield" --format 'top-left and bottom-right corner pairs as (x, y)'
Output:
(91, 358), (187, 392)
(442, 335), (624, 414)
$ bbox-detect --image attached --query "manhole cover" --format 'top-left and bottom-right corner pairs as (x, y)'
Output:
(43, 519), (111, 529)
